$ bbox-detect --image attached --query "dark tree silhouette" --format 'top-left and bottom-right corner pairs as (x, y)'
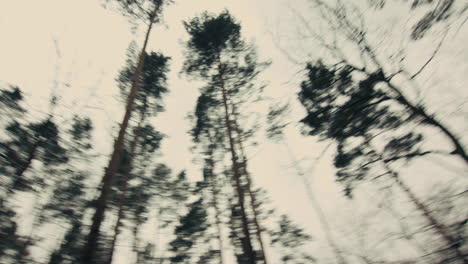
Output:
(298, 61), (467, 263)
(81, 1), (172, 262)
(183, 11), (270, 264)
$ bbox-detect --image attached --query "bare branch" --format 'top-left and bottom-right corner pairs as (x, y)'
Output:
(410, 30), (448, 80)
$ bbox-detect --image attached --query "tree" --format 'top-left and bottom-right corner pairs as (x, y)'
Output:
(106, 46), (170, 264)
(81, 0), (172, 262)
(0, 118), (68, 193)
(169, 195), (209, 264)
(183, 11), (270, 264)
(0, 85), (25, 123)
(281, 0), (467, 164)
(269, 215), (315, 264)
(43, 116), (94, 264)
(266, 102), (347, 264)
(298, 60), (467, 263)
(271, 0), (467, 262)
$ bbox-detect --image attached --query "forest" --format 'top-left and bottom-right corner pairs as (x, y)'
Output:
(0, 0), (467, 263)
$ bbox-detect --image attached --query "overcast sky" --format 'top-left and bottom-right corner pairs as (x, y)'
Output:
(1, 0), (467, 263)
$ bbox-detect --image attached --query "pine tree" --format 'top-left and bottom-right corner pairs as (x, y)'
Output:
(43, 116), (94, 264)
(0, 85), (25, 123)
(169, 194), (209, 264)
(106, 47), (170, 264)
(0, 88), (72, 263)
(183, 11), (269, 264)
(269, 215), (315, 264)
(81, 1), (172, 262)
(0, 118), (68, 193)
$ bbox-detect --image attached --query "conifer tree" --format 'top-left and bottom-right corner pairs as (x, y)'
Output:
(106, 47), (170, 264)
(0, 86), (27, 263)
(0, 87), (71, 263)
(81, 1), (172, 262)
(169, 195), (209, 264)
(44, 116), (94, 264)
(269, 215), (315, 264)
(0, 85), (25, 123)
(183, 11), (269, 264)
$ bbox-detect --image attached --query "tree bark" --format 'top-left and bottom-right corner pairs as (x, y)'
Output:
(81, 7), (158, 262)
(218, 61), (257, 264)
(106, 101), (147, 264)
(206, 147), (225, 264)
(229, 101), (268, 264)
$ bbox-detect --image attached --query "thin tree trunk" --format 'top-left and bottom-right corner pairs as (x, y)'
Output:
(106, 101), (147, 264)
(208, 161), (226, 264)
(387, 168), (467, 263)
(229, 102), (268, 264)
(81, 7), (159, 262)
(367, 141), (467, 263)
(283, 142), (348, 264)
(218, 61), (257, 264)
(205, 141), (225, 264)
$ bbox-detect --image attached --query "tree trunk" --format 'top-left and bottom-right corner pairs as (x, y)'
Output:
(203, 132), (226, 264)
(229, 102), (268, 264)
(106, 101), (147, 264)
(387, 168), (467, 263)
(208, 153), (225, 264)
(368, 141), (467, 263)
(218, 61), (257, 264)
(81, 9), (157, 262)
(283, 142), (348, 264)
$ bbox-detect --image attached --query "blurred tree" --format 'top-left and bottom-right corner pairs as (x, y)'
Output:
(81, 1), (173, 262)
(169, 195), (209, 264)
(183, 10), (270, 264)
(269, 215), (315, 264)
(298, 61), (467, 263)
(40, 116), (94, 264)
(272, 1), (467, 261)
(0, 118), (68, 192)
(284, 0), (467, 164)
(0, 85), (25, 123)
(106, 47), (170, 264)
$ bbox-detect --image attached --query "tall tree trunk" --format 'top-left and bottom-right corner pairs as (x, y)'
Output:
(81, 8), (159, 262)
(106, 101), (147, 264)
(211, 179), (225, 264)
(229, 102), (268, 264)
(218, 62), (257, 264)
(283, 142), (348, 264)
(204, 138), (225, 264)
(367, 140), (467, 263)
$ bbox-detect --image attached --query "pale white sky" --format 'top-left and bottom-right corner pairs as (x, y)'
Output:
(0, 0), (467, 263)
